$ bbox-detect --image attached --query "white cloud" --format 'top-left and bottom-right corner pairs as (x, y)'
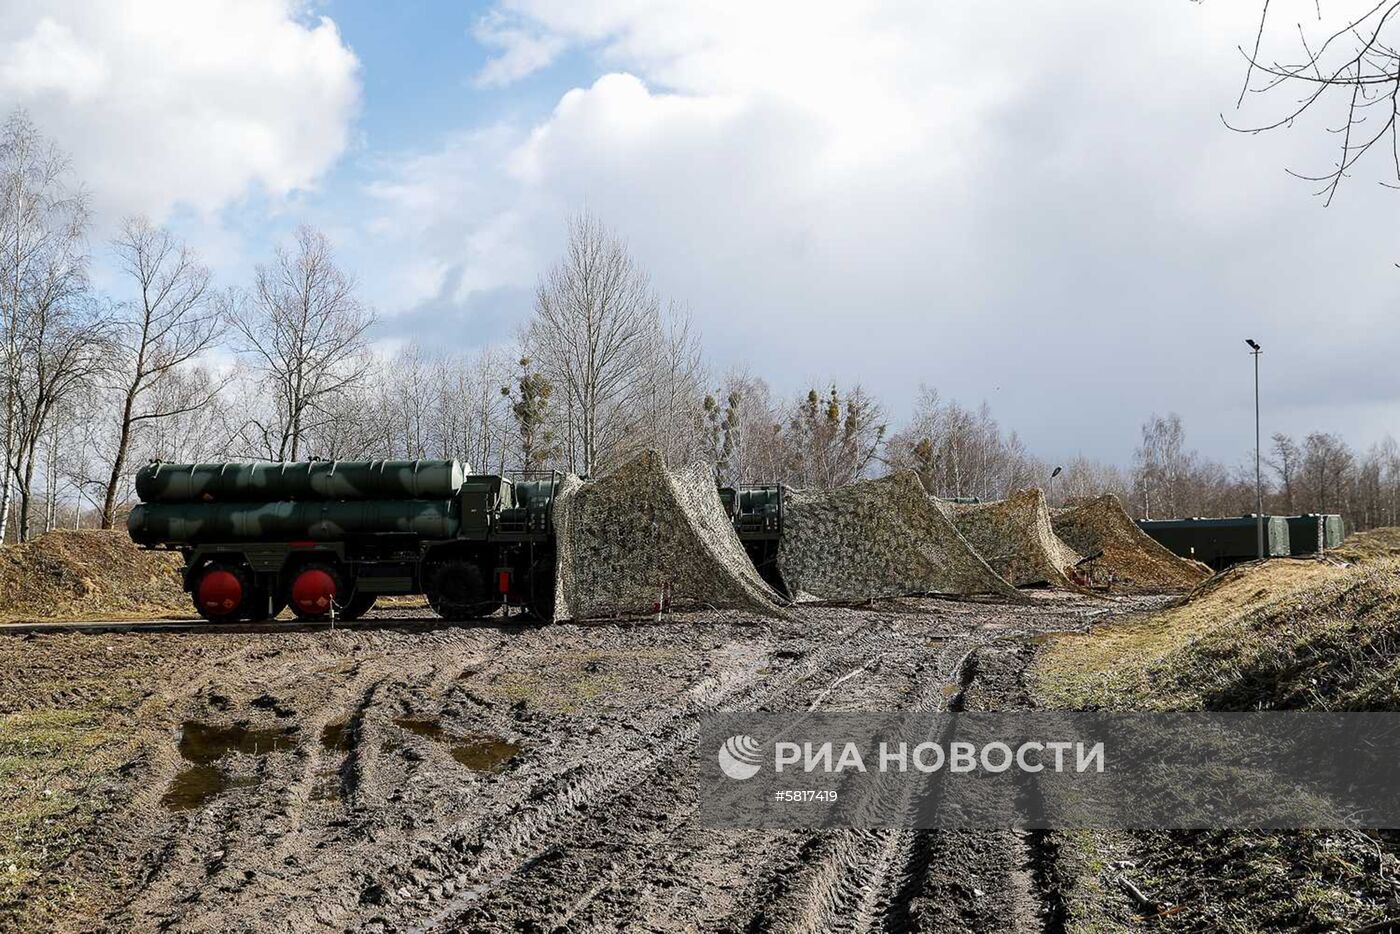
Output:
(0, 0), (360, 220)
(366, 0), (1400, 463)
(472, 12), (568, 88)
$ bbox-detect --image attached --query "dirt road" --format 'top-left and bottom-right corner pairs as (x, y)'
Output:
(0, 593), (1164, 932)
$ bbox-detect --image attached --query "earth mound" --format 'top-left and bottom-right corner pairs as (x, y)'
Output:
(0, 529), (185, 622)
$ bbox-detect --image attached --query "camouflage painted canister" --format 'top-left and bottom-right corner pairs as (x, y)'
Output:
(134, 460), (465, 503)
(127, 499), (461, 544)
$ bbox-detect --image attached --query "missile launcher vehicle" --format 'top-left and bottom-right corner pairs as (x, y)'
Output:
(129, 460), (558, 623)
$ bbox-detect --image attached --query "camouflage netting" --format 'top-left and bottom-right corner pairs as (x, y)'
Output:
(947, 488), (1083, 588)
(777, 471), (1022, 602)
(551, 450), (786, 622)
(1050, 494), (1212, 591)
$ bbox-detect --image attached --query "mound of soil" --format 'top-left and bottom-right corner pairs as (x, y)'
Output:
(0, 530), (185, 622)
(1037, 557), (1400, 934)
(949, 489), (1082, 588)
(1156, 558), (1400, 711)
(1051, 494), (1210, 591)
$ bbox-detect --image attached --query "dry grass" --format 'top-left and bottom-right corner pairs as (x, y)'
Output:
(1333, 525), (1400, 563)
(1033, 558), (1352, 710)
(1037, 530), (1400, 933)
(0, 530), (186, 623)
(1034, 526), (1400, 711)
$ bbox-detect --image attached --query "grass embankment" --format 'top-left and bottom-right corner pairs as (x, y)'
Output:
(1033, 528), (1400, 932)
(0, 529), (185, 622)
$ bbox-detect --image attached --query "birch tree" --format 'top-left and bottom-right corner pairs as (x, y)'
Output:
(639, 302), (708, 467)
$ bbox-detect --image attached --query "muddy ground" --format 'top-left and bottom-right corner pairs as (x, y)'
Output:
(1, 593), (1168, 933)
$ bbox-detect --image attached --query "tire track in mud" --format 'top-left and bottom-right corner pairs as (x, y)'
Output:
(406, 608), (985, 932)
(395, 615), (900, 932)
(416, 600), (1117, 933)
(737, 633), (988, 934)
(736, 596), (1132, 934)
(869, 640), (1069, 934)
(39, 597), (1166, 932)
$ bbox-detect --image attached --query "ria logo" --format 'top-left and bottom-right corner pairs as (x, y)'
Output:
(717, 734), (762, 780)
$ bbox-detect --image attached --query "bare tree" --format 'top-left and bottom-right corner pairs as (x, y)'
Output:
(1301, 430), (1355, 512)
(1134, 412), (1191, 518)
(707, 370), (789, 486)
(439, 347), (511, 472)
(788, 384), (886, 489)
(1267, 431), (1302, 513)
(526, 212), (658, 476)
(1, 109), (90, 543)
(886, 387), (1037, 500)
(1231, 3), (1400, 203)
(6, 289), (105, 540)
(99, 216), (220, 527)
(1052, 455), (1133, 506)
(382, 344), (434, 459)
(639, 302), (708, 467)
(232, 225), (375, 460)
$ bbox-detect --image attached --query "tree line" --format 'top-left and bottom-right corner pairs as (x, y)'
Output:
(3, 109), (1397, 544)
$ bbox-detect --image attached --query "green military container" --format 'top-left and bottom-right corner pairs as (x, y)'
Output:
(1283, 514), (1346, 555)
(135, 459), (465, 503)
(127, 499), (460, 545)
(1136, 515), (1291, 570)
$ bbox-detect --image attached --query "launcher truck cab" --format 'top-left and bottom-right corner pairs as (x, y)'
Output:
(719, 484), (785, 594)
(127, 459), (558, 623)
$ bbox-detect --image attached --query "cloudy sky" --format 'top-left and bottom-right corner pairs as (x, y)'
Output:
(2, 0), (1396, 469)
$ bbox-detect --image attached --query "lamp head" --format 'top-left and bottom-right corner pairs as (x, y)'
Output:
(1245, 339), (1261, 351)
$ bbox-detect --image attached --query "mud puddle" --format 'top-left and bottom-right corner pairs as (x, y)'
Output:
(320, 719), (352, 751)
(393, 716), (521, 771)
(161, 766), (260, 811)
(162, 720), (300, 811)
(178, 720), (299, 763)
(310, 719), (355, 803)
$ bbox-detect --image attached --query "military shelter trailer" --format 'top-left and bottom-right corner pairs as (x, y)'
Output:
(1283, 514), (1345, 555)
(1135, 515), (1290, 570)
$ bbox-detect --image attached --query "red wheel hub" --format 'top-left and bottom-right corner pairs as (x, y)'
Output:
(197, 569), (243, 614)
(291, 568), (337, 615)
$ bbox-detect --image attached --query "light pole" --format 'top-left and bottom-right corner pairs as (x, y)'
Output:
(1048, 465), (1062, 504)
(1246, 339), (1263, 559)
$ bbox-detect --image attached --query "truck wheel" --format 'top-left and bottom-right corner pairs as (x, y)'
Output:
(193, 563), (252, 623)
(524, 555), (556, 622)
(339, 592), (376, 621)
(425, 561), (496, 621)
(288, 563), (347, 621)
